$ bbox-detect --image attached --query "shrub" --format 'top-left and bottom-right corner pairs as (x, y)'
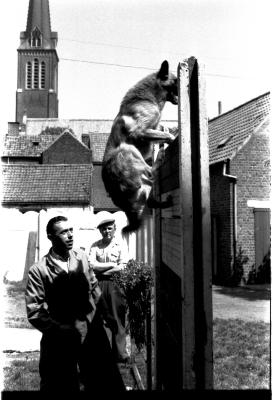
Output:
(112, 259), (154, 351)
(228, 247), (249, 286)
(248, 250), (271, 284)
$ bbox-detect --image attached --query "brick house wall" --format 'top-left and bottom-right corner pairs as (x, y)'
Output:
(210, 163), (234, 283)
(230, 125), (271, 279)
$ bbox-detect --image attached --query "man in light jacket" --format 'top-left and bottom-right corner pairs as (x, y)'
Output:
(89, 213), (130, 363)
(25, 215), (125, 393)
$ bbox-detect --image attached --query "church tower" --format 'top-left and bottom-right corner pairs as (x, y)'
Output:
(16, 0), (59, 124)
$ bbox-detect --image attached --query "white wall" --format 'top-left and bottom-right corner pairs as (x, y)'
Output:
(1, 207), (136, 282)
(1, 209), (38, 281)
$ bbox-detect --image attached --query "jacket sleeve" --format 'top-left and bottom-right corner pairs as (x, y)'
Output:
(25, 265), (60, 333)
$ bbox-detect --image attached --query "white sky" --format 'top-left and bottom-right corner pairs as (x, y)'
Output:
(0, 0), (272, 133)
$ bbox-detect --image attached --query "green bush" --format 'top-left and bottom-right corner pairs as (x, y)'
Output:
(228, 247), (249, 286)
(248, 250), (271, 284)
(112, 259), (154, 351)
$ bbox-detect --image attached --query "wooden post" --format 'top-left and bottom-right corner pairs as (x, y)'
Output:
(178, 57), (213, 389)
(146, 292), (152, 391)
(153, 57), (213, 390)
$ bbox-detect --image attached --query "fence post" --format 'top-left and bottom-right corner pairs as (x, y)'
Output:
(153, 57), (213, 390)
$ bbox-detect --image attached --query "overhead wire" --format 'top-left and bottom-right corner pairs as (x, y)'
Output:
(59, 57), (254, 80)
(59, 37), (232, 62)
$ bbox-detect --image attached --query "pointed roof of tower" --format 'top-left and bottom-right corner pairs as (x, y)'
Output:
(26, 0), (51, 39)
(19, 0), (58, 50)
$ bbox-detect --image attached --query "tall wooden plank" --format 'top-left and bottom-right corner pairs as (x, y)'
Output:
(153, 57), (212, 391)
(178, 57), (213, 389)
(197, 61), (213, 388)
(153, 162), (163, 390)
(178, 58), (196, 388)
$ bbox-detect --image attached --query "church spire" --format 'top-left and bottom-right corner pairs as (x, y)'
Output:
(19, 0), (57, 50)
(16, 0), (59, 124)
(26, 0), (51, 39)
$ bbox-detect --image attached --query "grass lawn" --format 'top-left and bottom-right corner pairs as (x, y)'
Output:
(213, 318), (270, 389)
(2, 281), (271, 391)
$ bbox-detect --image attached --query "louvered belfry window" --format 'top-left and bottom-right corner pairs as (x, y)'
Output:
(40, 61), (46, 89)
(26, 61), (32, 89)
(25, 59), (46, 89)
(33, 58), (39, 88)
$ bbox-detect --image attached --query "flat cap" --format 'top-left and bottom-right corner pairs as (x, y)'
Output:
(96, 211), (115, 229)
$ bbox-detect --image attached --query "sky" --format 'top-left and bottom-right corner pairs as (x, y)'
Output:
(0, 0), (272, 133)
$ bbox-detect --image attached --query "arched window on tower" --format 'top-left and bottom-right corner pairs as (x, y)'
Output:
(33, 58), (39, 89)
(40, 61), (46, 89)
(26, 61), (32, 89)
(31, 27), (42, 47)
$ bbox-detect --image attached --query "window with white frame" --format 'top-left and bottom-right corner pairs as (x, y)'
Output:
(25, 59), (46, 89)
(26, 61), (32, 89)
(40, 61), (46, 89)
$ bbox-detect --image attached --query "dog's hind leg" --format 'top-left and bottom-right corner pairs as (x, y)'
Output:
(122, 185), (151, 234)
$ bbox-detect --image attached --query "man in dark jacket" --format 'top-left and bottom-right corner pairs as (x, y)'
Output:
(25, 215), (125, 393)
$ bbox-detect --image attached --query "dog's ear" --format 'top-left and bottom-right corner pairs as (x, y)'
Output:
(157, 60), (169, 81)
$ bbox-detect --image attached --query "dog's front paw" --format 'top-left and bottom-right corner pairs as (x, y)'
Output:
(166, 133), (175, 144)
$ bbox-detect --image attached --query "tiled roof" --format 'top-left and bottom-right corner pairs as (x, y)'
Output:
(1, 164), (92, 205)
(2, 134), (58, 157)
(88, 132), (110, 163)
(209, 92), (270, 165)
(92, 165), (117, 210)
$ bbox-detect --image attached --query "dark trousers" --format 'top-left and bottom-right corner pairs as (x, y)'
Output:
(39, 313), (125, 392)
(99, 279), (128, 361)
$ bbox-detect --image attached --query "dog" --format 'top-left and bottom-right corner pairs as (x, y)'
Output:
(102, 60), (178, 234)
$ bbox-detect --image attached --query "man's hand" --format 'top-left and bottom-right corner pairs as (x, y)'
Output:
(104, 315), (118, 334)
(93, 262), (117, 275)
(102, 264), (124, 276)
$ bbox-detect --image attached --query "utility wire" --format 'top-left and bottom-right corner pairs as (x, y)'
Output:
(60, 57), (155, 71)
(60, 57), (253, 80)
(59, 37), (232, 62)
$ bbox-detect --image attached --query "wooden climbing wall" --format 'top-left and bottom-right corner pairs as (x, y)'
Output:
(153, 57), (213, 390)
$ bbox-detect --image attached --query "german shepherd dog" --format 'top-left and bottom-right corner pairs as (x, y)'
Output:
(102, 60), (178, 234)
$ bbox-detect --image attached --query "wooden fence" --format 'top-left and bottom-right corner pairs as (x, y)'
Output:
(153, 57), (213, 390)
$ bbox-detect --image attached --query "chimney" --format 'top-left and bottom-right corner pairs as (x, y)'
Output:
(218, 101), (222, 115)
(8, 122), (20, 135)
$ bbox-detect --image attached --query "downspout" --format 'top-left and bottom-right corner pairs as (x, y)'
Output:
(36, 211), (40, 262)
(223, 160), (237, 273)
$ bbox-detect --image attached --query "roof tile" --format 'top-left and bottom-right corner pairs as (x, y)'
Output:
(1, 164), (93, 205)
(2, 134), (58, 157)
(209, 92), (270, 164)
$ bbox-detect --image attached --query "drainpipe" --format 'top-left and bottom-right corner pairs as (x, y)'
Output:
(223, 160), (237, 273)
(36, 211), (40, 261)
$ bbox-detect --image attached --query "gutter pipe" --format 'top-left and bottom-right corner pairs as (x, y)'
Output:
(223, 160), (237, 271)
